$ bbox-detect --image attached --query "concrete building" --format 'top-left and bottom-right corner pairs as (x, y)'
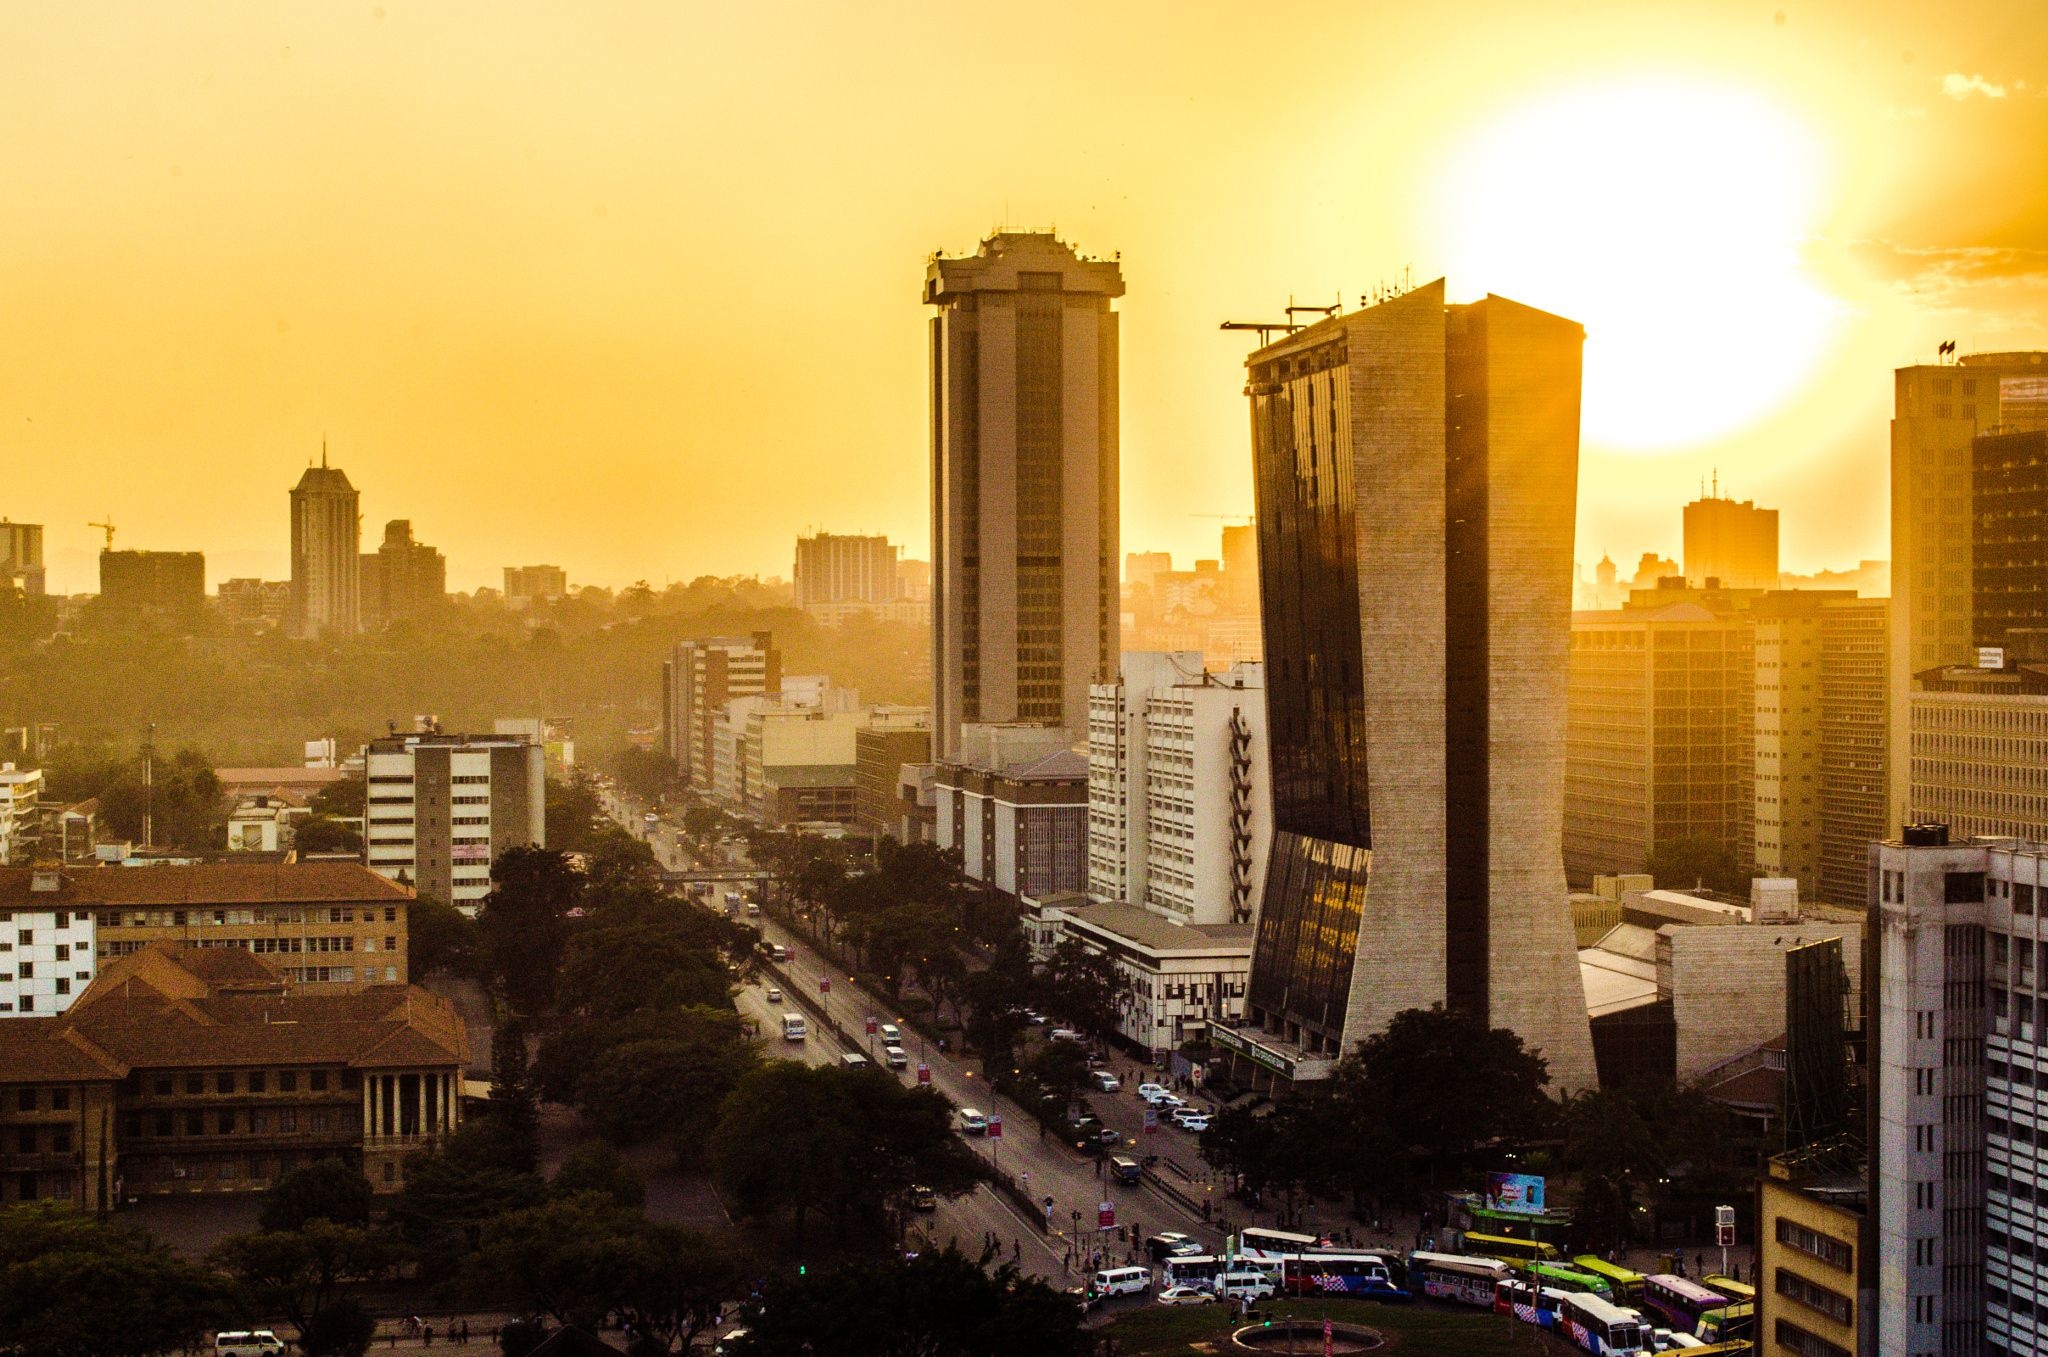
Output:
(217, 578), (291, 629)
(1087, 652), (1271, 926)
(1757, 1145), (1870, 1357)
(1223, 280), (1596, 1092)
(359, 520), (446, 631)
(1684, 490), (1780, 589)
(502, 565), (568, 609)
(1909, 661), (2048, 844)
(1054, 900), (1254, 1054)
(0, 905), (95, 1016)
(855, 709), (933, 842)
(0, 943), (467, 1208)
(661, 634), (781, 790)
(363, 729), (544, 911)
(0, 863), (414, 991)
(1566, 599), (1754, 884)
(744, 705), (863, 826)
(0, 764), (44, 865)
(225, 794), (310, 853)
(794, 533), (918, 626)
(1888, 351), (2048, 834)
(925, 233), (1122, 762)
(935, 724), (1088, 902)
(1, 519), (46, 596)
(289, 455), (361, 637)
(98, 549), (205, 618)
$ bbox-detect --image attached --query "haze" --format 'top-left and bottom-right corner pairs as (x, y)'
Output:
(5, 0), (2044, 593)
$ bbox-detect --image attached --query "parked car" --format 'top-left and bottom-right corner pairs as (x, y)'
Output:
(1020, 1009), (1049, 1025)
(1143, 1089), (1187, 1110)
(1168, 1106), (1209, 1129)
(1091, 1070), (1121, 1092)
(1156, 1285), (1214, 1307)
(1174, 1114), (1211, 1134)
(1048, 1027), (1084, 1043)
(911, 1184), (937, 1211)
(1135, 1082), (1168, 1101)
(215, 1335), (285, 1357)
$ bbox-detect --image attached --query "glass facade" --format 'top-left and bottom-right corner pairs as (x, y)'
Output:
(1015, 274), (1066, 722)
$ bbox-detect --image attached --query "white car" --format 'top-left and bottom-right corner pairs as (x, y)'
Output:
(1135, 1082), (1168, 1101)
(765, 987), (783, 1003)
(1048, 1027), (1084, 1043)
(1155, 1285), (1214, 1307)
(1144, 1089), (1187, 1110)
(880, 1023), (903, 1045)
(883, 1044), (909, 1069)
(1171, 1111), (1211, 1133)
(1091, 1070), (1121, 1092)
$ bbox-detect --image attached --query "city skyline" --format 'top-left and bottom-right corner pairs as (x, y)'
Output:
(4, 1), (2044, 594)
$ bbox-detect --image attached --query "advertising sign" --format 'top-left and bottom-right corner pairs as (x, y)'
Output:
(1098, 1201), (1115, 1228)
(986, 1115), (1002, 1140)
(1483, 1172), (1547, 1216)
(819, 978), (830, 994)
(866, 1016), (878, 1035)
(916, 1063), (931, 1085)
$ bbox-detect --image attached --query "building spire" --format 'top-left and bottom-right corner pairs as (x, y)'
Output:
(321, 436), (328, 470)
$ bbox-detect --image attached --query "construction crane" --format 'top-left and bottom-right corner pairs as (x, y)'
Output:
(88, 518), (115, 551)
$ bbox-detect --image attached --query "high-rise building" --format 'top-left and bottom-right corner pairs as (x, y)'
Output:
(1220, 280), (1595, 1093)
(218, 578), (292, 628)
(1086, 651), (1271, 926)
(97, 549), (206, 618)
(0, 765), (45, 866)
(363, 728), (545, 912)
(1888, 351), (2048, 833)
(1909, 661), (2048, 843)
(290, 455), (361, 638)
(359, 520), (447, 631)
(854, 709), (932, 842)
(794, 533), (909, 626)
(502, 565), (568, 609)
(925, 233), (1122, 761)
(661, 635), (781, 790)
(1684, 490), (1780, 588)
(1973, 428), (2048, 655)
(0, 521), (44, 596)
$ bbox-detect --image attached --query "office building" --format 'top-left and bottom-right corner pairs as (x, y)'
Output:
(0, 943), (467, 1208)
(98, 549), (205, 618)
(1052, 900), (1254, 1054)
(0, 862), (415, 991)
(0, 520), (44, 596)
(1222, 280), (1596, 1092)
(661, 634), (781, 789)
(935, 724), (1089, 902)
(290, 455), (361, 637)
(1888, 350), (2048, 832)
(854, 709), (933, 842)
(0, 907), (95, 1017)
(1757, 1144), (1870, 1357)
(1819, 598), (1891, 908)
(925, 233), (1122, 761)
(1909, 660), (2048, 843)
(1566, 598), (1754, 885)
(0, 764), (43, 865)
(1685, 490), (1780, 588)
(896, 558), (931, 603)
(1087, 652), (1271, 926)
(359, 520), (446, 630)
(794, 533), (918, 626)
(743, 705), (864, 826)
(363, 729), (544, 911)
(218, 578), (292, 629)
(502, 565), (568, 609)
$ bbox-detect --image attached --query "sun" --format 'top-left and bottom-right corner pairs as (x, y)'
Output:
(1428, 75), (1841, 453)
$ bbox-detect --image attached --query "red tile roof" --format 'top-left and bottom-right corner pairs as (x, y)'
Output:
(0, 863), (413, 908)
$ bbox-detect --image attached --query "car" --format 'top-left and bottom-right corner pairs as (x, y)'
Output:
(1135, 1082), (1167, 1100)
(764, 987), (783, 1003)
(883, 1044), (909, 1069)
(1109, 1155), (1144, 1184)
(1098, 1127), (1124, 1146)
(1020, 1009), (1049, 1025)
(215, 1335), (285, 1357)
(1091, 1070), (1121, 1092)
(1156, 1285), (1214, 1307)
(1062, 1284), (1096, 1312)
(713, 1329), (750, 1357)
(957, 1107), (988, 1135)
(1048, 1027), (1085, 1043)
(880, 1022), (903, 1044)
(1143, 1090), (1186, 1110)
(1173, 1114), (1211, 1133)
(1146, 1231), (1200, 1262)
(910, 1184), (937, 1211)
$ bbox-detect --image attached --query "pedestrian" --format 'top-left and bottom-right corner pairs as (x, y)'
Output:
(459, 1320), (469, 1347)
(1013, 1237), (1021, 1262)
(423, 1324), (434, 1347)
(1696, 1253), (1706, 1277)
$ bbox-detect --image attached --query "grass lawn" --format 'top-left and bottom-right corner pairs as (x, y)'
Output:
(1097, 1297), (1554, 1355)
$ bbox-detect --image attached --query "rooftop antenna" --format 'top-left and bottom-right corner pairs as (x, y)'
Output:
(321, 436), (328, 470)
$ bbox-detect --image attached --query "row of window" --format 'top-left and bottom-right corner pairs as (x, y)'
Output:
(122, 1107), (360, 1139)
(131, 1067), (356, 1097)
(1775, 1266), (1852, 1325)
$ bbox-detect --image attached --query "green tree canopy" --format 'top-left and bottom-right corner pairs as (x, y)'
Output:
(550, 1140), (647, 1208)
(258, 1158), (374, 1233)
(210, 1220), (400, 1348)
(0, 1205), (231, 1357)
(478, 846), (582, 1015)
(1344, 1005), (1553, 1165)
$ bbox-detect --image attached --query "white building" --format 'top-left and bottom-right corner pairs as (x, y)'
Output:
(1087, 653), (1271, 926)
(225, 794), (309, 853)
(0, 764), (43, 865)
(935, 725), (1089, 902)
(0, 895), (95, 1016)
(364, 728), (544, 913)
(1870, 825), (2048, 1356)
(1055, 900), (1253, 1054)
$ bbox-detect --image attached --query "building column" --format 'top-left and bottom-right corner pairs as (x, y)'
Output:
(362, 1078), (372, 1139)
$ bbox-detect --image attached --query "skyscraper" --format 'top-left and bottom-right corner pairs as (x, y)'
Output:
(925, 233), (1122, 761)
(661, 634), (781, 790)
(1682, 490), (1778, 588)
(289, 454), (361, 638)
(1220, 279), (1596, 1093)
(359, 519), (447, 630)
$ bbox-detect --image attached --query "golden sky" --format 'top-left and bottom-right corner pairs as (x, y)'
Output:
(5, 0), (2045, 594)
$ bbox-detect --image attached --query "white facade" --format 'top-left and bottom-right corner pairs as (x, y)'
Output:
(364, 732), (544, 912)
(0, 763), (43, 866)
(0, 901), (95, 1016)
(1056, 901), (1253, 1053)
(1087, 653), (1270, 926)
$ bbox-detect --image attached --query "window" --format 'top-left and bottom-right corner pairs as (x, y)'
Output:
(279, 1072), (297, 1093)
(217, 1110), (235, 1134)
(184, 1111), (202, 1136)
(49, 1088), (67, 1111)
(50, 1128), (69, 1154)
(153, 1111), (171, 1137)
(310, 1070), (328, 1092)
(1775, 1319), (1852, 1357)
(185, 1074), (203, 1095)
(249, 1071), (267, 1093)
(15, 1089), (33, 1113)
(217, 1072), (235, 1094)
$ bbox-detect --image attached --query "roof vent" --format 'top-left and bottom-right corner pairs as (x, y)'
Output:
(1902, 822), (1950, 848)
(30, 870), (61, 893)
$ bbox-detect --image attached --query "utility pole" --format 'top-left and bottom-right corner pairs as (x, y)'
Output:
(142, 721), (156, 848)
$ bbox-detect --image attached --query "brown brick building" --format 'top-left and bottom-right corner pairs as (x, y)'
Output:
(0, 944), (467, 1209)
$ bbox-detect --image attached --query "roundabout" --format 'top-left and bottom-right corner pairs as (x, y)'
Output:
(1230, 1318), (1385, 1353)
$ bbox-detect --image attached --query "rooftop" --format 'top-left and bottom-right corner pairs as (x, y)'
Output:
(0, 862), (413, 908)
(1058, 900), (1255, 954)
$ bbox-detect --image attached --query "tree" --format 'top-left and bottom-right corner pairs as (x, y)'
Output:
(616, 1223), (746, 1355)
(92, 746), (224, 850)
(961, 964), (1027, 1066)
(478, 847), (581, 1015)
(259, 1158), (374, 1233)
(551, 1140), (647, 1208)
(295, 816), (364, 853)
(391, 1122), (547, 1280)
(1034, 940), (1125, 1044)
(545, 776), (605, 853)
(1643, 834), (1745, 896)
(1345, 1005), (1552, 1171)
(583, 826), (664, 899)
(729, 1246), (1087, 1356)
(572, 1009), (759, 1159)
(476, 1195), (647, 1331)
(301, 1297), (377, 1357)
(557, 920), (734, 1022)
(409, 895), (481, 980)
(0, 1204), (231, 1357)
(211, 1221), (400, 1348)
(310, 776), (367, 819)
(612, 745), (679, 805)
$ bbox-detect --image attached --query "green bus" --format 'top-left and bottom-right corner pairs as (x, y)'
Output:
(1524, 1261), (1613, 1299)
(1696, 1300), (1755, 1342)
(1460, 1232), (1561, 1271)
(1570, 1255), (1645, 1303)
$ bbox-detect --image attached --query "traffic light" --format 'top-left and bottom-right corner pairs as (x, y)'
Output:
(798, 1264), (807, 1276)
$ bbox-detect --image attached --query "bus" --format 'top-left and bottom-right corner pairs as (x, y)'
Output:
(1526, 1262), (1613, 1299)
(1462, 1232), (1562, 1270)
(780, 1013), (807, 1042)
(1405, 1252), (1511, 1308)
(1639, 1276), (1729, 1335)
(1695, 1300), (1754, 1343)
(1701, 1274), (1755, 1303)
(1232, 1227), (1333, 1264)
(1494, 1279), (1571, 1331)
(1572, 1256), (1646, 1303)
(1163, 1255), (1226, 1291)
(1555, 1290), (1652, 1356)
(1279, 1254), (1405, 1299)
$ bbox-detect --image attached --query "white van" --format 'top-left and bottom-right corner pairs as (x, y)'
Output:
(839, 1052), (871, 1070)
(1093, 1266), (1150, 1297)
(957, 1107), (988, 1135)
(215, 1335), (285, 1357)
(781, 1013), (807, 1041)
(1215, 1269), (1277, 1301)
(880, 1022), (902, 1044)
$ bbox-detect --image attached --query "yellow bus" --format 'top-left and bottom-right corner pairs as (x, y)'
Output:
(1571, 1255), (1645, 1303)
(1461, 1232), (1560, 1271)
(1702, 1273), (1755, 1302)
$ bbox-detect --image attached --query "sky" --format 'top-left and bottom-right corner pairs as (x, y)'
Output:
(3, 0), (2045, 594)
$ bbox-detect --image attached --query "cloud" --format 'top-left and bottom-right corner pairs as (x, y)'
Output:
(1844, 239), (2048, 291)
(1943, 72), (2009, 100)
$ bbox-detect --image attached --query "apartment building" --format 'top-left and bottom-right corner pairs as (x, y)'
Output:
(0, 907), (95, 1016)
(0, 763), (43, 865)
(661, 634), (781, 789)
(1757, 1143), (1869, 1357)
(364, 730), (544, 911)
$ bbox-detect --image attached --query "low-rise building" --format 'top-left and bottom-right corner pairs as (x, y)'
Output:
(0, 905), (95, 1016)
(1757, 1142), (1869, 1357)
(0, 763), (43, 864)
(935, 725), (1088, 903)
(0, 863), (413, 990)
(0, 943), (468, 1208)
(226, 794), (311, 853)
(1054, 900), (1253, 1055)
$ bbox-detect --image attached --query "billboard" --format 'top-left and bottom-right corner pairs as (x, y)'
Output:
(1483, 1172), (1546, 1216)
